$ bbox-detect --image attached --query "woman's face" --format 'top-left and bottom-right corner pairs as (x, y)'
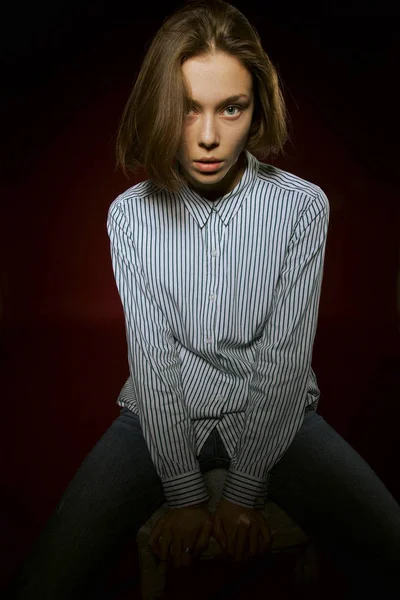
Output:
(176, 51), (254, 201)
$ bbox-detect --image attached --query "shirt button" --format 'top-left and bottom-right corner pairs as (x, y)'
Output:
(216, 395), (224, 401)
(211, 249), (217, 257)
(206, 337), (212, 344)
(210, 294), (216, 302)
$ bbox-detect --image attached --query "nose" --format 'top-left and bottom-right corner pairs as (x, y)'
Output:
(197, 114), (219, 146)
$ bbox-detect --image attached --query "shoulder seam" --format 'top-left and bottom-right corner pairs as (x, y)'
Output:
(257, 164), (323, 198)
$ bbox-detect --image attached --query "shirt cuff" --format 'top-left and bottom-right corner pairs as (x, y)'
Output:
(162, 469), (210, 508)
(221, 468), (268, 509)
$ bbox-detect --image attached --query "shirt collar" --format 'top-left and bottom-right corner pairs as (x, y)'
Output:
(176, 150), (259, 228)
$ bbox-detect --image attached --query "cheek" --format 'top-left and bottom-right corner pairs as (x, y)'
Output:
(179, 117), (252, 150)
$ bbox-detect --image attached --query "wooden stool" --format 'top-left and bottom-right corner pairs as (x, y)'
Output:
(136, 468), (318, 599)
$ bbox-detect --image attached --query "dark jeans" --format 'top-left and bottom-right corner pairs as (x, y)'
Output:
(6, 408), (400, 599)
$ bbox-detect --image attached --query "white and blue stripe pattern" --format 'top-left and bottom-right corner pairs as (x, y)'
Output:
(107, 150), (329, 509)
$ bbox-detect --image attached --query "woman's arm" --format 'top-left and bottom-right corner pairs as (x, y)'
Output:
(107, 197), (209, 508)
(222, 188), (330, 508)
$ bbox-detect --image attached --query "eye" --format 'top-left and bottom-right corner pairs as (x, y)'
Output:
(184, 105), (244, 117)
(223, 105), (243, 117)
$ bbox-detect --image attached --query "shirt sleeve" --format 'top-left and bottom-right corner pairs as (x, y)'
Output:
(107, 198), (209, 508)
(221, 188), (330, 509)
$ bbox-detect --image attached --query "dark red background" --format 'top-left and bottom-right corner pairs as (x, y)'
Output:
(1, 2), (399, 596)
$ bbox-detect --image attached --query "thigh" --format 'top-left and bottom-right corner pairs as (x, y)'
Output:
(7, 407), (165, 600)
(268, 410), (400, 594)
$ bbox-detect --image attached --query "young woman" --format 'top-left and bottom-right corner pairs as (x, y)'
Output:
(7, 1), (400, 598)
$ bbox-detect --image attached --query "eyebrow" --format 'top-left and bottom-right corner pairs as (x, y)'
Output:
(187, 94), (250, 109)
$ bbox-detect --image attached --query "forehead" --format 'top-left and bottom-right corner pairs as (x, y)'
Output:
(181, 53), (252, 98)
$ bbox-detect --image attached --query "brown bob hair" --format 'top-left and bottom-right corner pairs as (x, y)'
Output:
(115, 0), (290, 193)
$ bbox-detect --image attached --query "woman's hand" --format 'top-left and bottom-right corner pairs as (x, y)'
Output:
(148, 502), (213, 568)
(213, 498), (271, 562)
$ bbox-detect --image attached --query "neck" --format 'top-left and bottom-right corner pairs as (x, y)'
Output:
(189, 151), (247, 202)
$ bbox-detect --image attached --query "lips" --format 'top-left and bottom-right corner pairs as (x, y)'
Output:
(196, 158), (221, 163)
(194, 161), (223, 172)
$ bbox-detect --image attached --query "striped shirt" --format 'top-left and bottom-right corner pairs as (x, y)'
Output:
(107, 149), (330, 509)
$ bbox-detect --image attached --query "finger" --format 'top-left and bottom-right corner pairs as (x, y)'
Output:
(234, 520), (249, 562)
(226, 525), (237, 557)
(180, 546), (193, 567)
(148, 518), (165, 548)
(148, 519), (166, 558)
(194, 517), (214, 555)
(193, 517), (213, 557)
(159, 528), (172, 562)
(181, 533), (197, 566)
(248, 523), (259, 557)
(213, 513), (227, 551)
(172, 534), (182, 568)
(258, 514), (272, 552)
(258, 532), (268, 554)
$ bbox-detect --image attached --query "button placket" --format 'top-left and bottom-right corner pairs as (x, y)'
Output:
(205, 213), (219, 346)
